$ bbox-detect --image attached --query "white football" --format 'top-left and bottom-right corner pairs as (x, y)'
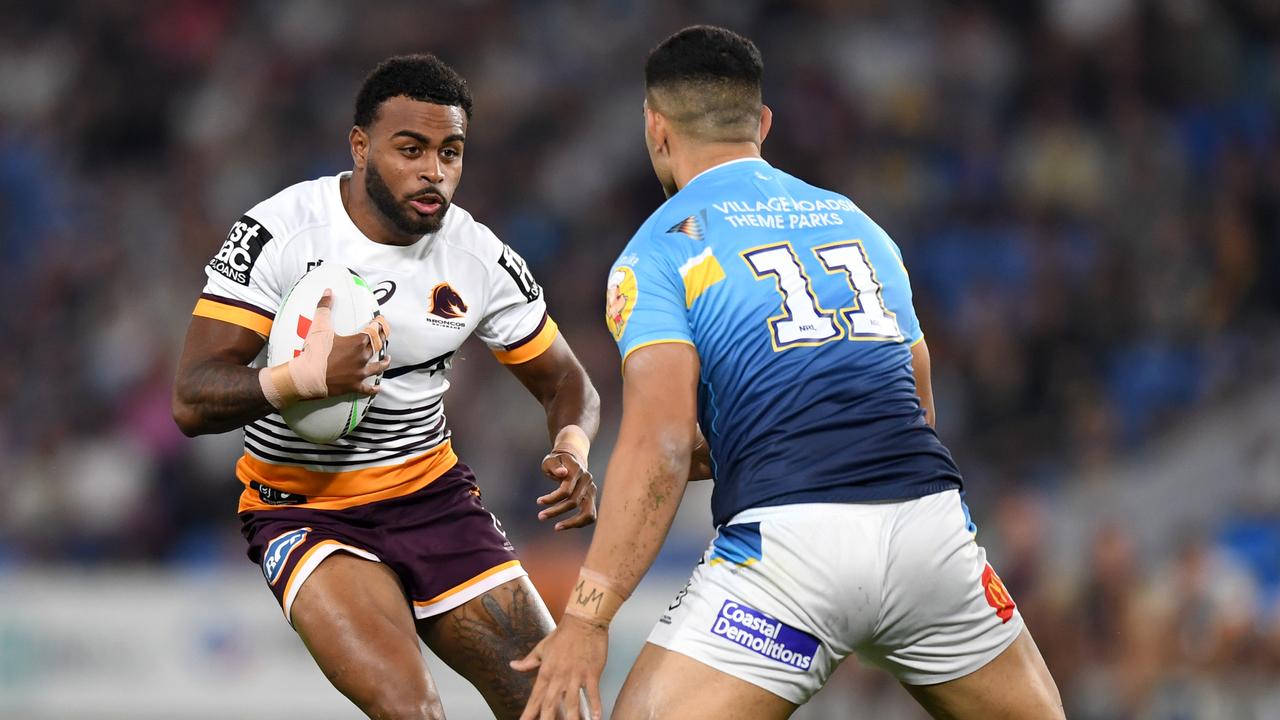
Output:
(267, 262), (384, 444)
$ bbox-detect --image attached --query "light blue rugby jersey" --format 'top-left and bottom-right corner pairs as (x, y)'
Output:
(606, 158), (961, 527)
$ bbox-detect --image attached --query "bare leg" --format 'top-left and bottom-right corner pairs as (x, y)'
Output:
(613, 642), (797, 720)
(418, 576), (587, 719)
(290, 553), (445, 720)
(903, 628), (1065, 720)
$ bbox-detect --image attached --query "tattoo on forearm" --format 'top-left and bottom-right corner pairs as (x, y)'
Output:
(181, 361), (274, 433)
(571, 579), (606, 613)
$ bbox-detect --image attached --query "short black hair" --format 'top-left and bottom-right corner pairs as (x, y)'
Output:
(645, 25), (763, 90)
(353, 54), (473, 127)
(644, 26), (763, 142)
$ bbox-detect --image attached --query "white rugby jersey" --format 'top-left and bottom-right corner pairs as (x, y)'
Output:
(193, 173), (558, 512)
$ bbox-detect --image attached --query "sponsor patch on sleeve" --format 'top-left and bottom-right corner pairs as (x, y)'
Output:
(605, 266), (637, 341)
(262, 527), (311, 586)
(710, 599), (819, 671)
(209, 214), (273, 286)
(496, 243), (542, 303)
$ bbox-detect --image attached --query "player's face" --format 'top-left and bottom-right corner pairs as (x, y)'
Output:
(362, 97), (467, 236)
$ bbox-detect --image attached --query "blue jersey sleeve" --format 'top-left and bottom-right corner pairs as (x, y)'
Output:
(872, 225), (924, 346)
(606, 244), (692, 363)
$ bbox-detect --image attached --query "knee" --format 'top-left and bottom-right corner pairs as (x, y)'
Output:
(362, 695), (445, 720)
(356, 675), (445, 720)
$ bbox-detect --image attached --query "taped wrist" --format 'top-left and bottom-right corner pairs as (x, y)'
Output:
(259, 332), (333, 410)
(563, 568), (627, 627)
(259, 364), (294, 410)
(552, 424), (591, 467)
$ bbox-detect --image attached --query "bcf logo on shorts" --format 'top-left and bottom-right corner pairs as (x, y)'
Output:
(262, 528), (310, 586)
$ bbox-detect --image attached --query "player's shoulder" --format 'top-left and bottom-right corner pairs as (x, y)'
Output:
(615, 195), (701, 271)
(242, 174), (342, 242)
(777, 168), (899, 243)
(437, 203), (545, 308)
(207, 175), (340, 286)
(776, 169), (864, 213)
(434, 202), (503, 262)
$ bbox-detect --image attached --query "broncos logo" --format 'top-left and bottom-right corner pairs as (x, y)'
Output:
(429, 282), (468, 319)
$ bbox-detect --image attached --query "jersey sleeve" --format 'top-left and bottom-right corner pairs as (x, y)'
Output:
(606, 244), (693, 365)
(475, 242), (558, 364)
(877, 228), (923, 346)
(193, 213), (285, 337)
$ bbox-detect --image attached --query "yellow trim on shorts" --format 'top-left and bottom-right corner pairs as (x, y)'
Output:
(709, 557), (757, 567)
(412, 560), (523, 607)
(193, 298), (273, 336)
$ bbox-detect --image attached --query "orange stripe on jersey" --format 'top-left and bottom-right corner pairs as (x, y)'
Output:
(412, 560), (523, 607)
(193, 297), (274, 336)
(236, 440), (459, 512)
(493, 316), (559, 365)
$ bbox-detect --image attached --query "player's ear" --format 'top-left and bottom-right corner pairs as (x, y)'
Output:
(350, 125), (369, 169)
(645, 102), (668, 155)
(758, 105), (773, 146)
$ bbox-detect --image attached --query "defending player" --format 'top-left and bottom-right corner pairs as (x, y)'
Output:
(173, 55), (598, 719)
(514, 27), (1064, 719)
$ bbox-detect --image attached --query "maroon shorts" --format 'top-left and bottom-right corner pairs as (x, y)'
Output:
(240, 461), (525, 623)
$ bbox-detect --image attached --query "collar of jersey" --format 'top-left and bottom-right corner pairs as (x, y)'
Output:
(681, 157), (770, 192)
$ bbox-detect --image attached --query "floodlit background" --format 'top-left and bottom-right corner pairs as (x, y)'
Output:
(3, 0), (1279, 718)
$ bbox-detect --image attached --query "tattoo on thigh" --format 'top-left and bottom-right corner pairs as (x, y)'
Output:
(433, 583), (552, 714)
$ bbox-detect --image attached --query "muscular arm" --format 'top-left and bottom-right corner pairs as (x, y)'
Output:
(581, 342), (698, 598)
(172, 317), (272, 436)
(173, 299), (387, 437)
(504, 334), (601, 446)
(911, 338), (936, 428)
(505, 334), (602, 530)
(509, 344), (707, 718)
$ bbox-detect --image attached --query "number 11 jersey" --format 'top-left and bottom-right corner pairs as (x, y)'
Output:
(606, 158), (961, 527)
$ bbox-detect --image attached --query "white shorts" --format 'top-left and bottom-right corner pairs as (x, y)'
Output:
(647, 490), (1023, 704)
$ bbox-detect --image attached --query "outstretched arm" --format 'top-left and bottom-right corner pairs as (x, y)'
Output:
(512, 342), (699, 720)
(578, 342), (697, 594)
(505, 335), (602, 530)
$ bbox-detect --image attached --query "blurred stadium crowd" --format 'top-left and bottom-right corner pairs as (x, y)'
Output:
(2, 0), (1279, 717)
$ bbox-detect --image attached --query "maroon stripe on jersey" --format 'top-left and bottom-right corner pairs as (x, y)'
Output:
(200, 293), (275, 320)
(252, 415), (448, 448)
(247, 417), (447, 451)
(366, 399), (444, 416)
(344, 415), (446, 444)
(244, 434), (447, 467)
(503, 312), (549, 351)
